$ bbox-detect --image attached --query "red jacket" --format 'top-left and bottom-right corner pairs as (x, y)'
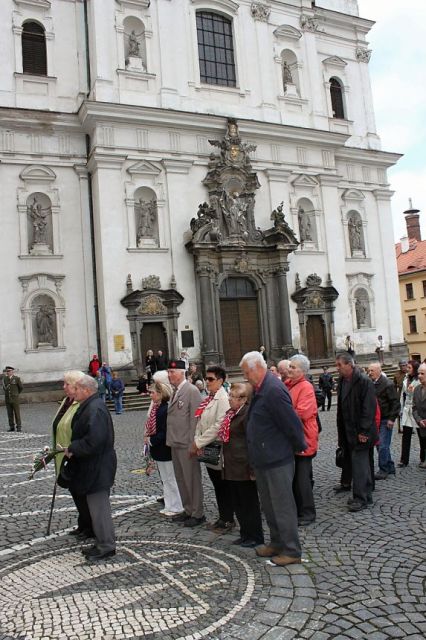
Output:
(286, 377), (319, 457)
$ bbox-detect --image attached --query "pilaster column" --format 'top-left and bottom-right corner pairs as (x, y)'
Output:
(275, 264), (293, 349)
(196, 260), (219, 363)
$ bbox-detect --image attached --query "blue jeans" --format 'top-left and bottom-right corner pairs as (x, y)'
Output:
(377, 419), (395, 474)
(113, 393), (123, 414)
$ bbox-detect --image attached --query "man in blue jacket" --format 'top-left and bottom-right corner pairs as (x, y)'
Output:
(240, 351), (306, 567)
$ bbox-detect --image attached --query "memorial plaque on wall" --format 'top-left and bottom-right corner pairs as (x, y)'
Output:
(114, 335), (125, 351)
(181, 330), (194, 348)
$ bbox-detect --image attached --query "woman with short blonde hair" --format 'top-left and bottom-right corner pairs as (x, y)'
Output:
(144, 382), (183, 516)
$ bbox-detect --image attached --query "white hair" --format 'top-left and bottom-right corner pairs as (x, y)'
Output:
(75, 374), (98, 393)
(153, 370), (172, 394)
(290, 354), (310, 375)
(277, 359), (291, 370)
(239, 351), (267, 370)
(63, 370), (85, 385)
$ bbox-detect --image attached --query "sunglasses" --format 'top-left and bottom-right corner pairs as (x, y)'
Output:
(206, 376), (217, 382)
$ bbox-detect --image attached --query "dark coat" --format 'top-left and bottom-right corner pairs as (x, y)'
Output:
(145, 355), (157, 374)
(155, 354), (168, 371)
(373, 374), (400, 421)
(246, 371), (306, 469)
(68, 394), (117, 495)
(337, 367), (377, 449)
(149, 402), (172, 462)
(319, 372), (334, 391)
(222, 404), (251, 481)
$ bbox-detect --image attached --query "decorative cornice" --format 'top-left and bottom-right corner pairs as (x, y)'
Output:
(20, 164), (56, 183)
(322, 56), (347, 68)
(14, 0), (51, 9)
(273, 24), (302, 41)
(161, 159), (194, 174)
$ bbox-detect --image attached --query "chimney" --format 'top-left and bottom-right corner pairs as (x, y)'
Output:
(400, 235), (409, 253)
(404, 198), (421, 241)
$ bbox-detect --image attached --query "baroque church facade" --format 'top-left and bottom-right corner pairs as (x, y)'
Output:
(0, 0), (405, 381)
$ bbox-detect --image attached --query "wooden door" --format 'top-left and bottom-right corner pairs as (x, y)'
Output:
(220, 298), (260, 366)
(141, 323), (167, 361)
(306, 315), (327, 360)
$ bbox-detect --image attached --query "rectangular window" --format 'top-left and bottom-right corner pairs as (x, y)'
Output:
(422, 281), (426, 297)
(406, 283), (414, 299)
(196, 11), (236, 87)
(408, 315), (417, 333)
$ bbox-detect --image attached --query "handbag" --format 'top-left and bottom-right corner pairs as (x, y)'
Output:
(197, 441), (222, 466)
(335, 446), (345, 469)
(57, 456), (76, 489)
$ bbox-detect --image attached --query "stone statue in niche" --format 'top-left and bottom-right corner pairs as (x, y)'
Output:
(282, 61), (293, 91)
(35, 304), (56, 345)
(298, 206), (312, 242)
(136, 199), (157, 246)
(219, 190), (248, 236)
(355, 297), (368, 327)
(348, 217), (363, 253)
(128, 30), (140, 57)
(28, 197), (50, 246)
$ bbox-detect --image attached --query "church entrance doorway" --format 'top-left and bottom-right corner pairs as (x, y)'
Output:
(140, 322), (167, 365)
(306, 315), (327, 360)
(219, 278), (261, 367)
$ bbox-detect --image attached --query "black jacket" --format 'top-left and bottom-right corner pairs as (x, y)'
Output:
(155, 354), (168, 371)
(149, 402), (172, 462)
(246, 372), (306, 469)
(319, 372), (333, 391)
(373, 374), (400, 421)
(68, 394), (117, 495)
(337, 367), (376, 449)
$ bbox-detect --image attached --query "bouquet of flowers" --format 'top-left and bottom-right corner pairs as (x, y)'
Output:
(28, 445), (64, 480)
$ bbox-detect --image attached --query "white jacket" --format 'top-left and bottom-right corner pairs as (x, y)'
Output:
(401, 376), (421, 429)
(194, 386), (230, 449)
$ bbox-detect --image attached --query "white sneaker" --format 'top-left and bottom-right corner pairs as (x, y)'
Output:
(160, 509), (181, 517)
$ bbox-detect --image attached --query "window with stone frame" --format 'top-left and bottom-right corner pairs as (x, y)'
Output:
(22, 21), (47, 76)
(408, 315), (417, 334)
(406, 282), (414, 300)
(196, 11), (236, 87)
(422, 280), (426, 297)
(329, 77), (345, 119)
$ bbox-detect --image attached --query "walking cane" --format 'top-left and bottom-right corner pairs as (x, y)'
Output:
(46, 479), (58, 536)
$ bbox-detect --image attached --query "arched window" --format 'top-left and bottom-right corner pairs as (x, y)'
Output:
(330, 77), (344, 119)
(22, 21), (47, 76)
(196, 11), (236, 87)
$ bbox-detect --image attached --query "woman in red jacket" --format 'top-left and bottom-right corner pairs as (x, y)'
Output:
(286, 354), (319, 526)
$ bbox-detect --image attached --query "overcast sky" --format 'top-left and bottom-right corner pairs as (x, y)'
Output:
(357, 0), (426, 240)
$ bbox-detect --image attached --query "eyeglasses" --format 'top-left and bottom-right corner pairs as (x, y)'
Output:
(206, 376), (217, 382)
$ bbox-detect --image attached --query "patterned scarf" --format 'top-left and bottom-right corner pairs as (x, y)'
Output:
(218, 408), (237, 443)
(145, 402), (159, 437)
(194, 394), (215, 418)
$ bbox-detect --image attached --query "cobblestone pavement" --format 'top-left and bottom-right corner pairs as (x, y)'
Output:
(0, 403), (425, 640)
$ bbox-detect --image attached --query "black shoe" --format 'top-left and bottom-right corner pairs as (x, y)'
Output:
(298, 519), (315, 526)
(334, 484), (351, 492)
(82, 545), (97, 556)
(397, 462), (407, 468)
(210, 519), (235, 532)
(16, 427), (22, 432)
(374, 471), (388, 480)
(240, 539), (258, 548)
(156, 497), (165, 505)
(348, 500), (368, 512)
(172, 512), (190, 523)
(85, 548), (116, 561)
(348, 496), (373, 505)
(184, 516), (206, 528)
(7, 428), (15, 432)
(69, 528), (84, 537)
(231, 537), (243, 545)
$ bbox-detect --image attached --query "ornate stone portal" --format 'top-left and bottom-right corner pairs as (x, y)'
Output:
(120, 276), (183, 374)
(187, 119), (298, 366)
(291, 273), (339, 363)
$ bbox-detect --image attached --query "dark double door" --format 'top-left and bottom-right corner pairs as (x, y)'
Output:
(140, 322), (167, 364)
(220, 299), (260, 366)
(306, 315), (327, 360)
